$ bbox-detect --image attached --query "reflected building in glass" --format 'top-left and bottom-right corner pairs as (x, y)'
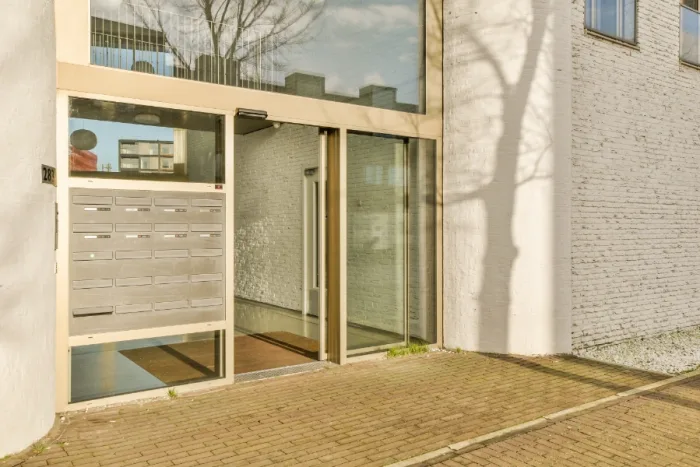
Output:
(88, 0), (426, 113)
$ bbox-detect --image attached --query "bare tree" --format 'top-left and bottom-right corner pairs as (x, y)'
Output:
(124, 0), (324, 85)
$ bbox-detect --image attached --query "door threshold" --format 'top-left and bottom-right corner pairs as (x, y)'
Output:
(234, 361), (330, 383)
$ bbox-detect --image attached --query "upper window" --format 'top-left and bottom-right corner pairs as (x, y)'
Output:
(681, 1), (700, 66)
(585, 0), (636, 44)
(89, 0), (426, 114)
(69, 97), (225, 183)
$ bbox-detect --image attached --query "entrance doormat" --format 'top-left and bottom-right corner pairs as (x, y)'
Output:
(250, 331), (319, 358)
(121, 332), (320, 381)
(234, 332), (318, 374)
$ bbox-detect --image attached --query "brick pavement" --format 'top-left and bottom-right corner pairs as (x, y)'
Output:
(432, 373), (700, 467)
(2, 352), (665, 467)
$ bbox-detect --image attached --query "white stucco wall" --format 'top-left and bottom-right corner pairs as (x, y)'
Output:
(443, 0), (572, 354)
(0, 0), (57, 457)
(571, 1), (700, 347)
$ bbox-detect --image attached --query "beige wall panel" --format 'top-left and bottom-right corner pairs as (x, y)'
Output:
(58, 63), (442, 140)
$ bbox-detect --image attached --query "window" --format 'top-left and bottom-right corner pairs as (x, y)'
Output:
(69, 98), (225, 183)
(682, 1), (700, 65)
(71, 331), (223, 402)
(89, 0), (427, 113)
(585, 0), (636, 43)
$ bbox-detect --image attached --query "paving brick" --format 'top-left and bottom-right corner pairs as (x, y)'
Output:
(1, 353), (665, 467)
(435, 376), (700, 467)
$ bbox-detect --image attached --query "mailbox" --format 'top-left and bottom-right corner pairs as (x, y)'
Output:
(69, 188), (226, 336)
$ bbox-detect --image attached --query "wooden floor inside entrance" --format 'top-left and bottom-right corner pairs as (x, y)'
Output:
(118, 332), (319, 381)
(234, 332), (318, 374)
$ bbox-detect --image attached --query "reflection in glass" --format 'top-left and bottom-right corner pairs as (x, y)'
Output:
(408, 139), (437, 345)
(69, 97), (224, 183)
(346, 133), (437, 352)
(347, 133), (406, 351)
(681, 5), (700, 66)
(233, 119), (321, 374)
(70, 331), (222, 402)
(585, 0), (636, 43)
(89, 0), (426, 113)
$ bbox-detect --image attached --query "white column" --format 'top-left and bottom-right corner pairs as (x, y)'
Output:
(0, 0), (57, 456)
(442, 0), (572, 355)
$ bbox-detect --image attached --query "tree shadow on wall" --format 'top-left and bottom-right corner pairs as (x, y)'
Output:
(435, 0), (565, 352)
(314, 0), (565, 353)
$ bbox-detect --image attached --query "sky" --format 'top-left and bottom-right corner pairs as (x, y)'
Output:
(91, 0), (423, 105)
(283, 0), (423, 104)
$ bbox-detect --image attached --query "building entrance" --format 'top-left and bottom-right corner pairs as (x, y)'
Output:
(232, 118), (328, 374)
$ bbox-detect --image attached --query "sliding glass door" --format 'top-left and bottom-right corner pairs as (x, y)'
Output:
(233, 118), (327, 374)
(346, 133), (407, 351)
(346, 133), (437, 354)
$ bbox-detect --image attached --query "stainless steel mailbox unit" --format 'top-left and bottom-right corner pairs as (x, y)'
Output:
(69, 187), (226, 336)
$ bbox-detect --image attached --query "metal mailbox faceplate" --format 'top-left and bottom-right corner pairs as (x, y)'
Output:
(69, 187), (226, 336)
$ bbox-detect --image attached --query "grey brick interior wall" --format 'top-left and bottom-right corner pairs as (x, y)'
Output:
(234, 123), (318, 312)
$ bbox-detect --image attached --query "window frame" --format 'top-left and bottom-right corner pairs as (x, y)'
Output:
(585, 0), (639, 46)
(683, 0), (700, 11)
(680, 2), (700, 68)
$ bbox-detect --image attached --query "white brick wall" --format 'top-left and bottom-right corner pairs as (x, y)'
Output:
(571, 1), (700, 347)
(234, 124), (318, 311)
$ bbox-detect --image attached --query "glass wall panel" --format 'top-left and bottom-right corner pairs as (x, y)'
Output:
(69, 97), (224, 183)
(408, 139), (437, 345)
(233, 119), (321, 374)
(89, 0), (425, 113)
(70, 331), (222, 402)
(346, 133), (407, 351)
(346, 133), (436, 352)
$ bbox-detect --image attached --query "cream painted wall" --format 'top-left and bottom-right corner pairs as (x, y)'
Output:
(0, 0), (57, 457)
(443, 0), (572, 355)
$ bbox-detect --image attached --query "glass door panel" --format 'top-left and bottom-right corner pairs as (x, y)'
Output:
(346, 133), (407, 351)
(233, 119), (324, 374)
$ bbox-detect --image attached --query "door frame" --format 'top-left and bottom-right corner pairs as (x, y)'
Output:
(302, 167), (320, 319)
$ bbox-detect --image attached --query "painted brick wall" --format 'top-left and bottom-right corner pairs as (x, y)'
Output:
(571, 1), (700, 347)
(234, 123), (318, 312)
